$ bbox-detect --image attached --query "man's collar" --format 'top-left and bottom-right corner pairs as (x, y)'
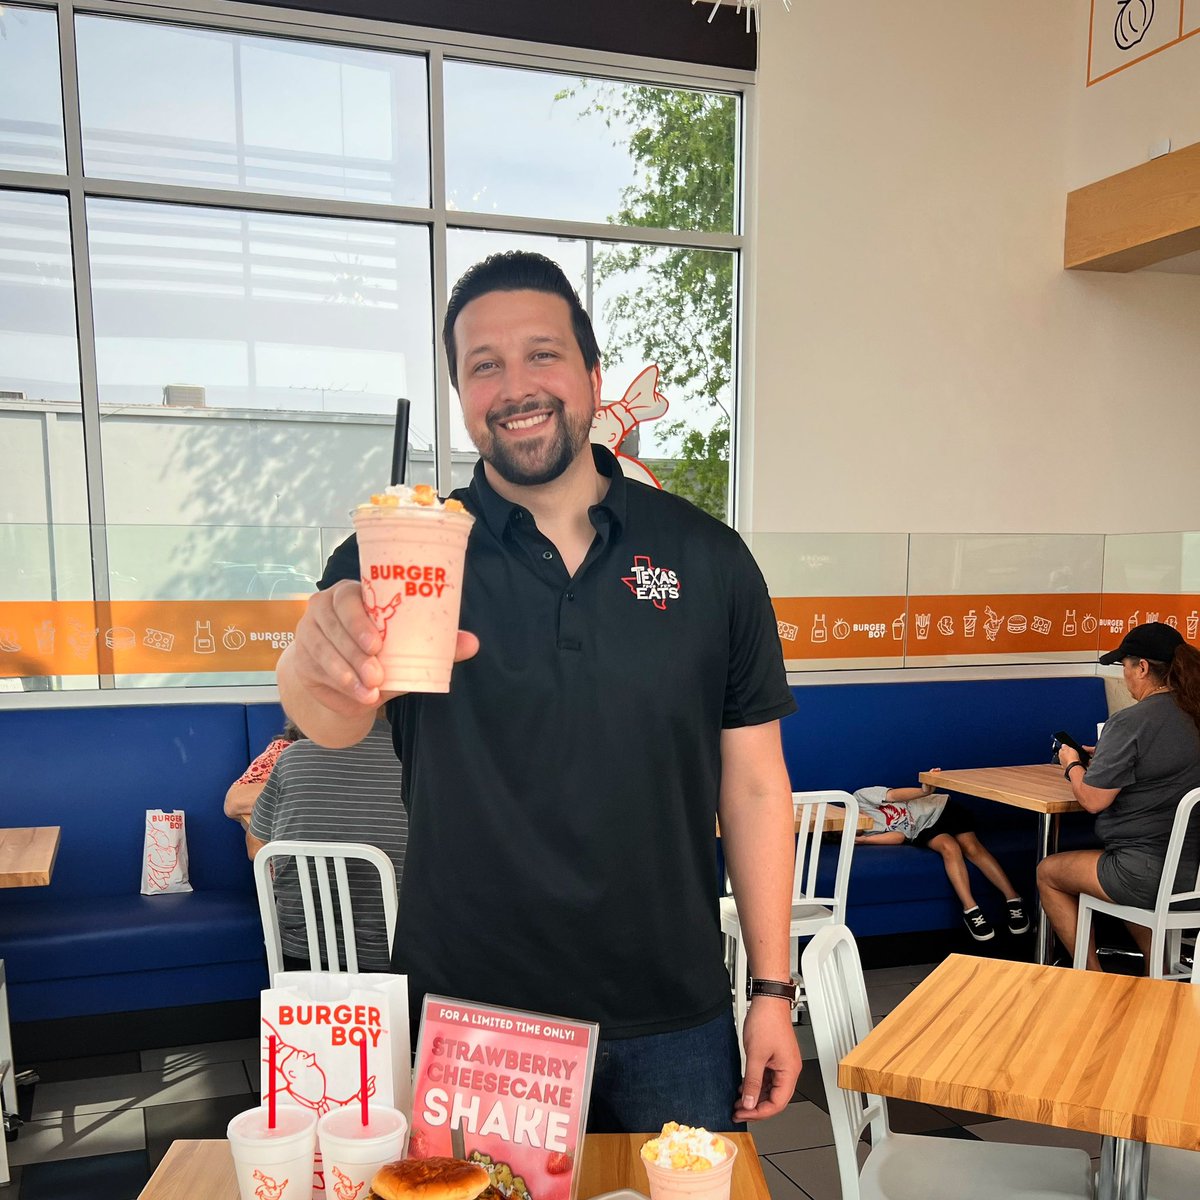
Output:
(468, 444), (626, 540)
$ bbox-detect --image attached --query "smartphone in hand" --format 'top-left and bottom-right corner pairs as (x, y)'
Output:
(1051, 729), (1091, 768)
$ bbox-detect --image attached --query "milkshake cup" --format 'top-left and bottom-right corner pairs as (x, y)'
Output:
(317, 1105), (407, 1199)
(353, 485), (474, 693)
(227, 1105), (317, 1200)
(641, 1125), (738, 1200)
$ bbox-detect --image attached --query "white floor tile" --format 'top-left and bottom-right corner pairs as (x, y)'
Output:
(32, 1061), (254, 1119)
(760, 1155), (813, 1200)
(140, 1037), (260, 1075)
(970, 1117), (1102, 1157)
(751, 1100), (835, 1154)
(8, 1108), (146, 1166)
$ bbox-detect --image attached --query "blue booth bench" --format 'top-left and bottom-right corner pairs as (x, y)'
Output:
(0, 675), (1106, 1027)
(0, 700), (284, 1025)
(780, 676), (1108, 941)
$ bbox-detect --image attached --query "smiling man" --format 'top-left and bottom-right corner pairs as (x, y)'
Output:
(278, 251), (800, 1133)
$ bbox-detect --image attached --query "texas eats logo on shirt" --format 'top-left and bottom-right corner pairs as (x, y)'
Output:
(621, 554), (681, 610)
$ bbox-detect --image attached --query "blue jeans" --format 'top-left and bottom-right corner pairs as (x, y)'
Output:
(586, 1010), (746, 1133)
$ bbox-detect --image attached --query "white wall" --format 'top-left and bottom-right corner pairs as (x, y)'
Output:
(746, 0), (1200, 535)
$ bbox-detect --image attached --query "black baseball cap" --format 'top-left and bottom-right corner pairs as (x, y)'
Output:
(1099, 620), (1184, 666)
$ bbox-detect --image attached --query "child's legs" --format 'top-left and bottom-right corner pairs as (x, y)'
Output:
(926, 833), (979, 911)
(955, 831), (1020, 900)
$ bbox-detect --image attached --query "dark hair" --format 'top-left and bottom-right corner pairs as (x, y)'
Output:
(1164, 643), (1200, 736)
(282, 718), (304, 743)
(442, 251), (601, 390)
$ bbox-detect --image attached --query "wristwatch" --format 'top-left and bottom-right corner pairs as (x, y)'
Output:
(746, 974), (803, 1009)
(1064, 760), (1085, 780)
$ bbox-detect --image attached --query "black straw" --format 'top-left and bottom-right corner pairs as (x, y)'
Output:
(390, 397), (410, 486)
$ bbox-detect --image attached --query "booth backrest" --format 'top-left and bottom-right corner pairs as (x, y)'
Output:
(780, 676), (1107, 803)
(1, 703), (257, 899)
(245, 702), (286, 760)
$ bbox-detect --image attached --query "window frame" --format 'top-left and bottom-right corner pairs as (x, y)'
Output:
(0, 0), (754, 690)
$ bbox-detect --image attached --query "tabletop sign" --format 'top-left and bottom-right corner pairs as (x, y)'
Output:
(410, 996), (598, 1200)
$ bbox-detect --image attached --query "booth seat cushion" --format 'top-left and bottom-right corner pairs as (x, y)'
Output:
(0, 892), (262, 983)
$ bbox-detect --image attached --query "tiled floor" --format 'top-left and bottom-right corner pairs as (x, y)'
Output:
(3, 964), (1106, 1200)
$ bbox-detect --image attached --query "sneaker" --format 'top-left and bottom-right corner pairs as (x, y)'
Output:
(963, 906), (995, 941)
(1006, 898), (1030, 935)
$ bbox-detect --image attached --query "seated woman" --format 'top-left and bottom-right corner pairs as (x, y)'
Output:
(223, 718), (301, 829)
(1038, 621), (1200, 971)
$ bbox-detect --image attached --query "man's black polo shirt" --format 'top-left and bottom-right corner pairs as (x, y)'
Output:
(320, 446), (795, 1037)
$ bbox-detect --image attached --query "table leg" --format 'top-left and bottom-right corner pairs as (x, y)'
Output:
(1034, 813), (1058, 965)
(1097, 1136), (1149, 1200)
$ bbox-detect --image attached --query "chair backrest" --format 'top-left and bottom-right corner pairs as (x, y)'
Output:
(801, 924), (889, 1200)
(792, 790), (859, 920)
(1152, 787), (1200, 914)
(253, 840), (399, 980)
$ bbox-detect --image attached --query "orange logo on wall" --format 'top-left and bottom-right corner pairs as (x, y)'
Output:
(772, 593), (1200, 661)
(0, 599), (307, 677)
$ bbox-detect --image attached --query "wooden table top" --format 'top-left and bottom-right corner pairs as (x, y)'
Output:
(717, 806), (872, 837)
(840, 954), (1200, 1150)
(919, 764), (1083, 815)
(137, 1133), (769, 1200)
(0, 826), (60, 888)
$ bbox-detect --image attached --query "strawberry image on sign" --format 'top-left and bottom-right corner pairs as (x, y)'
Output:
(546, 1153), (573, 1176)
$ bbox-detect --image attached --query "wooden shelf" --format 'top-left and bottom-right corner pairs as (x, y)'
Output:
(1065, 138), (1200, 272)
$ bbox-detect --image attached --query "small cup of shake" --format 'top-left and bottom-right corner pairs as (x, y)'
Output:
(640, 1122), (738, 1200)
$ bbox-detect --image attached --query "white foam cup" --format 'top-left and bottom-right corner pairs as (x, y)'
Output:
(227, 1105), (317, 1200)
(317, 1105), (408, 1199)
(641, 1136), (738, 1200)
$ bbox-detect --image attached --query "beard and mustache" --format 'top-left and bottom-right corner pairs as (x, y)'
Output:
(474, 395), (595, 487)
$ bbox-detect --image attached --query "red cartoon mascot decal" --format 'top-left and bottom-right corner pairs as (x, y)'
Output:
(590, 364), (669, 489)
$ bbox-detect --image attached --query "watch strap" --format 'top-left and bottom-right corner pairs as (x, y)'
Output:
(746, 977), (799, 1007)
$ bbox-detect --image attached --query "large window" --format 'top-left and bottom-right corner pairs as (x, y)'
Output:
(0, 2), (748, 692)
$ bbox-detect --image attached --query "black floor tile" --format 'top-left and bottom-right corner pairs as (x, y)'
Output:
(26, 1052), (142, 1086)
(920, 1125), (982, 1140)
(885, 1099), (960, 1135)
(933, 1104), (1004, 1126)
(144, 1093), (257, 1169)
(790, 1061), (829, 1112)
(16, 1149), (152, 1200)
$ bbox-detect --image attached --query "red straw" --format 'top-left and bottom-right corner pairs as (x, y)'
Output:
(268, 1035), (277, 1129)
(360, 1039), (369, 1126)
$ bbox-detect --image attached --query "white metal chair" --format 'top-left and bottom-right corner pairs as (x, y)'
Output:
(1074, 787), (1200, 979)
(721, 789), (858, 1047)
(801, 924), (1094, 1200)
(253, 840), (399, 980)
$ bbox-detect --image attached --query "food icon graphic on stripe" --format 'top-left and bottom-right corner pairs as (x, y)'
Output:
(891, 613), (905, 640)
(35, 620), (55, 654)
(983, 606), (1004, 642)
(963, 609), (977, 637)
(1063, 609), (1077, 636)
(1188, 611), (1199, 640)
(915, 613), (930, 640)
(143, 628), (175, 651)
(0, 628), (21, 652)
(832, 618), (850, 640)
(811, 613), (827, 643)
(937, 615), (954, 636)
(1031, 616), (1053, 635)
(222, 625), (247, 651)
(67, 620), (98, 656)
(1082, 613), (1098, 634)
(777, 619), (798, 642)
(1165, 615), (1179, 629)
(194, 620), (216, 654)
